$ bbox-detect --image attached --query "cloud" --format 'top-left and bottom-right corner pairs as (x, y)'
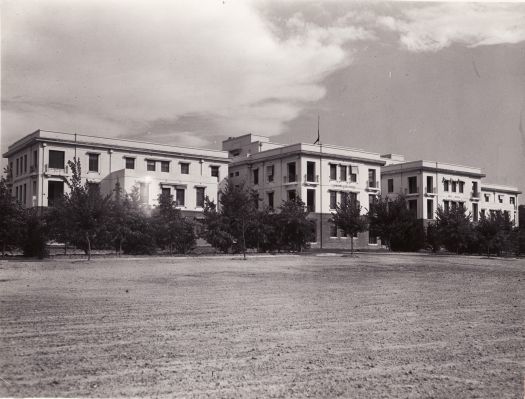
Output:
(377, 3), (525, 52)
(1, 0), (372, 149)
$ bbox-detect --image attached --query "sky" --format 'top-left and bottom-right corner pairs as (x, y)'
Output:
(2, 0), (525, 193)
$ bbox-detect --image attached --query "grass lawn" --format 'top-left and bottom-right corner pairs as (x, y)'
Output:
(0, 254), (523, 398)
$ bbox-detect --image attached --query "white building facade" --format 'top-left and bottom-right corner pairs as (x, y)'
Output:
(4, 130), (230, 217)
(223, 134), (386, 249)
(381, 160), (520, 226)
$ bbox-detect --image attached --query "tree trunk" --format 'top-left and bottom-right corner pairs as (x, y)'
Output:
(86, 233), (91, 261)
(242, 218), (246, 260)
(351, 234), (354, 255)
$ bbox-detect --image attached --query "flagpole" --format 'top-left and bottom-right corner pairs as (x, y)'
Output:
(318, 114), (323, 249)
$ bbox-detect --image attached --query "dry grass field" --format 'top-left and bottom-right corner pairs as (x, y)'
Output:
(0, 254), (523, 398)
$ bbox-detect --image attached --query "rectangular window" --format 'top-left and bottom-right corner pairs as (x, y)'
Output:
(444, 180), (449, 192)
(267, 192), (274, 210)
(329, 223), (338, 238)
(306, 189), (315, 212)
(451, 201), (457, 211)
(235, 171), (239, 177)
(369, 235), (377, 244)
(427, 199), (433, 220)
(459, 181), (464, 193)
(147, 160), (156, 171)
(210, 166), (219, 179)
(49, 150), (65, 169)
(24, 155), (27, 173)
(287, 162), (296, 182)
(16, 158), (19, 175)
(88, 154), (99, 172)
(15, 186), (18, 201)
(33, 150), (37, 167)
(161, 161), (170, 173)
(161, 187), (171, 197)
(266, 165), (274, 182)
(196, 187), (205, 208)
(287, 190), (296, 201)
(329, 164), (337, 180)
(388, 179), (394, 193)
(369, 194), (376, 209)
(444, 200), (450, 212)
(329, 191), (337, 209)
(408, 199), (417, 216)
(180, 163), (189, 174)
(452, 181), (457, 192)
(253, 168), (259, 185)
(176, 188), (185, 206)
(47, 180), (64, 207)
(484, 194), (490, 202)
(480, 209), (485, 218)
(340, 165), (347, 181)
(368, 169), (376, 188)
(350, 172), (357, 183)
(498, 195), (503, 203)
(510, 197), (515, 205)
(472, 203), (478, 222)
(408, 176), (417, 194)
(23, 183), (27, 204)
(229, 172), (234, 178)
(341, 191), (348, 204)
(125, 157), (135, 169)
(306, 161), (316, 182)
(426, 176), (433, 194)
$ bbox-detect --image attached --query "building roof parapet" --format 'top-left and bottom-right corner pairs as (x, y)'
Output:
(382, 160), (485, 177)
(4, 129), (230, 161)
(481, 183), (521, 194)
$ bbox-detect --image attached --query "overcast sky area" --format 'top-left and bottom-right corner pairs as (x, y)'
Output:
(2, 0), (524, 193)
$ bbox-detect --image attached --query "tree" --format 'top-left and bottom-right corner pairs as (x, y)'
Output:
(217, 180), (259, 259)
(476, 211), (515, 257)
(200, 197), (235, 253)
(152, 192), (196, 254)
(54, 158), (111, 260)
(368, 195), (424, 252)
(331, 196), (368, 254)
(0, 174), (24, 255)
(274, 198), (316, 252)
(21, 208), (49, 258)
(434, 205), (475, 254)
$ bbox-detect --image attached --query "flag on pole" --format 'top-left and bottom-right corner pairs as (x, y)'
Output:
(314, 115), (320, 145)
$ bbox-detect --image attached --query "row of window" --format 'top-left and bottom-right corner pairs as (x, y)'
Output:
(159, 186), (206, 208)
(484, 193), (516, 205)
(386, 176), (480, 195)
(11, 150), (38, 177)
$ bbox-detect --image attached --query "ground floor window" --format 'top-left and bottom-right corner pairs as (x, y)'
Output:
(176, 188), (185, 207)
(369, 235), (378, 244)
(48, 180), (64, 207)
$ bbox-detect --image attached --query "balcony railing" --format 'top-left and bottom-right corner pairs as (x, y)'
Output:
(471, 190), (480, 198)
(283, 174), (297, 184)
(367, 180), (380, 189)
(405, 187), (419, 195)
(304, 174), (319, 183)
(45, 164), (69, 174)
(425, 186), (437, 195)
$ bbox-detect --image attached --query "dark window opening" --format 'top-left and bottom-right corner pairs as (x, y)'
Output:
(180, 163), (189, 174)
(88, 154), (99, 172)
(253, 168), (259, 185)
(47, 181), (64, 207)
(176, 188), (185, 206)
(125, 157), (135, 170)
(161, 161), (170, 173)
(49, 150), (65, 169)
(147, 160), (156, 171)
(196, 187), (205, 208)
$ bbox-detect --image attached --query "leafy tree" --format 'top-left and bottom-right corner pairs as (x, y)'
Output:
(331, 196), (368, 254)
(274, 198), (315, 252)
(200, 197), (235, 253)
(368, 195), (424, 252)
(217, 180), (259, 259)
(21, 208), (49, 258)
(0, 174), (24, 255)
(476, 211), (515, 257)
(55, 158), (111, 260)
(152, 192), (196, 254)
(425, 222), (441, 253)
(434, 205), (475, 254)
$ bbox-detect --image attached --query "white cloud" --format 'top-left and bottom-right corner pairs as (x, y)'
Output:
(1, 0), (371, 148)
(378, 3), (525, 52)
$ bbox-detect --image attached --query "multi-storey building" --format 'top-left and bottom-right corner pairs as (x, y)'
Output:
(480, 183), (521, 224)
(3, 130), (230, 217)
(223, 134), (386, 249)
(381, 160), (520, 226)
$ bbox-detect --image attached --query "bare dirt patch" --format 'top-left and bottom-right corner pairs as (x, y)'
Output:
(1, 254), (524, 398)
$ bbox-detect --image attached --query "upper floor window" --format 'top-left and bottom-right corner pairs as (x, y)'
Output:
(49, 150), (65, 169)
(340, 165), (347, 181)
(458, 181), (464, 193)
(125, 157), (135, 170)
(33, 150), (37, 167)
(24, 155), (27, 173)
(451, 181), (457, 192)
(329, 191), (337, 209)
(306, 162), (316, 182)
(210, 166), (219, 180)
(484, 194), (490, 202)
(147, 160), (156, 171)
(368, 169), (377, 188)
(408, 176), (417, 194)
(253, 168), (259, 185)
(175, 188), (185, 206)
(498, 195), (503, 203)
(444, 180), (449, 192)
(180, 162), (189, 174)
(266, 165), (274, 182)
(510, 197), (515, 205)
(196, 187), (205, 208)
(329, 164), (337, 180)
(88, 154), (99, 172)
(160, 161), (170, 173)
(387, 179), (394, 193)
